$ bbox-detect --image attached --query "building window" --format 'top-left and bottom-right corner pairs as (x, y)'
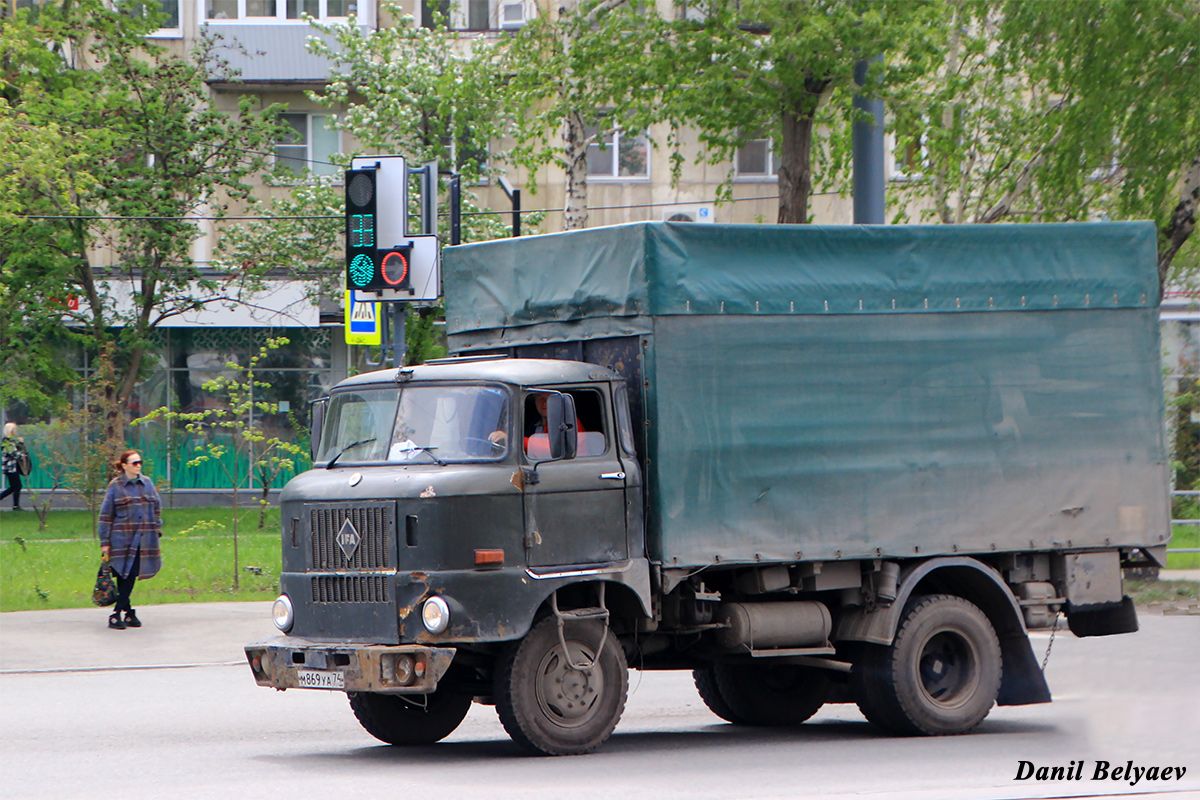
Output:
(205, 0), (355, 21)
(735, 136), (778, 179)
(130, 0), (180, 30)
(275, 113), (340, 178)
(420, 0), (449, 27)
(440, 0), (526, 30)
(586, 125), (649, 180)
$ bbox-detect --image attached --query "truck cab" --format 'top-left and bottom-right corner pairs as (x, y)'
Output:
(247, 357), (652, 754)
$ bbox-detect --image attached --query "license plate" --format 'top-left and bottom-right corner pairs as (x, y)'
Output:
(296, 669), (345, 690)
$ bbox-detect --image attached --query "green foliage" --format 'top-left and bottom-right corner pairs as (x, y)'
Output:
(892, 0), (1198, 284)
(0, 0), (288, 417)
(404, 305), (447, 365)
(497, 0), (672, 228)
(214, 179), (346, 302)
(306, 3), (514, 243)
(662, 0), (945, 223)
(134, 338), (303, 582)
(1170, 376), (1199, 490)
(19, 346), (131, 534)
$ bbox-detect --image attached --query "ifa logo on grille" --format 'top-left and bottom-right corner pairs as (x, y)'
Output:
(336, 519), (362, 561)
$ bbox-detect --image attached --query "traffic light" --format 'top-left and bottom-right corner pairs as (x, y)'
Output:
(345, 167), (414, 293)
(345, 167), (377, 290)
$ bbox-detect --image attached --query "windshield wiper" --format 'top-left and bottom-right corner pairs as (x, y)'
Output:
(325, 437), (376, 469)
(409, 446), (446, 467)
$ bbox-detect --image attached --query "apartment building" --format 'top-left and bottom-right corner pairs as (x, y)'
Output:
(5, 0), (1195, 497)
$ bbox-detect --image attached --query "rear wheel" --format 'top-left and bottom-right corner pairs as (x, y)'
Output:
(709, 663), (830, 726)
(495, 615), (628, 755)
(693, 665), (747, 724)
(348, 688), (473, 746)
(853, 594), (1002, 736)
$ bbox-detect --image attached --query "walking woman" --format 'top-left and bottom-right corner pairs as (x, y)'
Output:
(1, 422), (28, 510)
(99, 450), (163, 630)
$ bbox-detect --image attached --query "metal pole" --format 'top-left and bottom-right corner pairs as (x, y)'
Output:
(498, 176), (521, 237)
(421, 160), (438, 236)
(450, 174), (462, 246)
(852, 56), (886, 225)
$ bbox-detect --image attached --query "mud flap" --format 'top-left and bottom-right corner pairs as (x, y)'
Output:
(1066, 596), (1139, 638)
(997, 631), (1052, 706)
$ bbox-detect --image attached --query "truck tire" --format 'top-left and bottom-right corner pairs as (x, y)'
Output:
(693, 665), (748, 724)
(853, 594), (1002, 736)
(710, 663), (830, 726)
(495, 615), (628, 756)
(348, 689), (473, 746)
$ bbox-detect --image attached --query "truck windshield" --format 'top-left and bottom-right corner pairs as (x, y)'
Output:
(317, 384), (510, 465)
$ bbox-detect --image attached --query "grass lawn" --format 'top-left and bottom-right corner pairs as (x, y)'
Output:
(1166, 524), (1199, 569)
(2, 508), (1195, 613)
(0, 507), (283, 612)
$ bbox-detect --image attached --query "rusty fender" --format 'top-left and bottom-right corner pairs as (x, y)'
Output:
(245, 636), (455, 695)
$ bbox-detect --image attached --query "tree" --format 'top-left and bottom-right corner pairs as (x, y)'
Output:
(19, 420), (73, 532)
(891, 0), (1199, 287)
(135, 338), (302, 586)
(59, 346), (128, 536)
(212, 179), (346, 303)
(663, 0), (944, 224)
(306, 4), (515, 243)
(0, 0), (287, 428)
(498, 0), (670, 229)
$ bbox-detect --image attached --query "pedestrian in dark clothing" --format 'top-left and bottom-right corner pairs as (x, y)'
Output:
(1, 422), (28, 510)
(99, 450), (163, 630)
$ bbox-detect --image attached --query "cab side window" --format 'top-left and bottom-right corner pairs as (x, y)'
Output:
(524, 388), (608, 458)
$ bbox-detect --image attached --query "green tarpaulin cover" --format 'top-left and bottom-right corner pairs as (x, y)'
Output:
(445, 222), (1169, 566)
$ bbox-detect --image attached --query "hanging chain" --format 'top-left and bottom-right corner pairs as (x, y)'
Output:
(1040, 612), (1060, 672)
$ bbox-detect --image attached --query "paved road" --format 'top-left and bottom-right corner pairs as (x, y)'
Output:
(1, 603), (1197, 800)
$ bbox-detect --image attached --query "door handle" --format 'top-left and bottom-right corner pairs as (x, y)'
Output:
(600, 472), (626, 480)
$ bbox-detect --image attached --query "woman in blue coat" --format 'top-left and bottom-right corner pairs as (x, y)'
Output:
(99, 450), (163, 630)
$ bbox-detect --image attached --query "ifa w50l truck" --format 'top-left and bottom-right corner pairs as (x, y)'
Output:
(246, 222), (1171, 755)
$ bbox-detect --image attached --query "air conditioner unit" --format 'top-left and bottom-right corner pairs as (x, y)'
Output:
(499, 0), (525, 29)
(661, 204), (715, 224)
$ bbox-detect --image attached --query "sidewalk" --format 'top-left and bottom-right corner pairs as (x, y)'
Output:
(0, 601), (274, 673)
(1158, 569), (1200, 582)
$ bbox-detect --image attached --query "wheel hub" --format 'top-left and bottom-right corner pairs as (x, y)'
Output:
(535, 641), (603, 728)
(919, 630), (978, 706)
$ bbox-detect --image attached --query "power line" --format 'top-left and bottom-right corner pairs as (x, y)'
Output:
(15, 194), (811, 223)
(8, 107), (343, 168)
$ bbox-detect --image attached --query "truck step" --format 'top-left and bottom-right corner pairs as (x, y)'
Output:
(556, 606), (609, 621)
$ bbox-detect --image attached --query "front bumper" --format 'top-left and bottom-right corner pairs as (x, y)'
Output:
(245, 636), (456, 695)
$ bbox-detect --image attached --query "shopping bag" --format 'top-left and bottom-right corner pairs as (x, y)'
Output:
(92, 562), (117, 607)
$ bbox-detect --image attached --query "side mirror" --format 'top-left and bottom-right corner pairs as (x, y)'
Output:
(309, 397), (328, 463)
(544, 392), (578, 461)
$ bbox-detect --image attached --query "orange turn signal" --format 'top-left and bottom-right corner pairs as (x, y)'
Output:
(474, 549), (504, 566)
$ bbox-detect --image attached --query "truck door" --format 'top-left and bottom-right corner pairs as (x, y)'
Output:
(523, 387), (629, 568)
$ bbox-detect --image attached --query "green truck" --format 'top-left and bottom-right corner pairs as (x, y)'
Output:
(246, 221), (1171, 755)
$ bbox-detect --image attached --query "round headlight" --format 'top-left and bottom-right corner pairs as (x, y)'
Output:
(272, 594), (294, 633)
(421, 596), (450, 634)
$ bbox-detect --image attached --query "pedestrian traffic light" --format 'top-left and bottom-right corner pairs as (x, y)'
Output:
(345, 167), (415, 293)
(345, 167), (378, 290)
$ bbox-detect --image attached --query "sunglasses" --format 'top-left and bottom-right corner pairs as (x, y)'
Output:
(128, 460), (143, 466)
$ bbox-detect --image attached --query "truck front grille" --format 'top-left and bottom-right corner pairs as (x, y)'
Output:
(311, 575), (390, 603)
(310, 505), (392, 570)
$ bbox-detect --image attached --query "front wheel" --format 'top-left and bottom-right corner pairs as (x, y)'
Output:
(495, 615), (628, 756)
(853, 594), (1002, 736)
(348, 688), (473, 746)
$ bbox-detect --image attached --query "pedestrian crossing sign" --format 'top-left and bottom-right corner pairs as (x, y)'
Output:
(345, 290), (381, 345)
